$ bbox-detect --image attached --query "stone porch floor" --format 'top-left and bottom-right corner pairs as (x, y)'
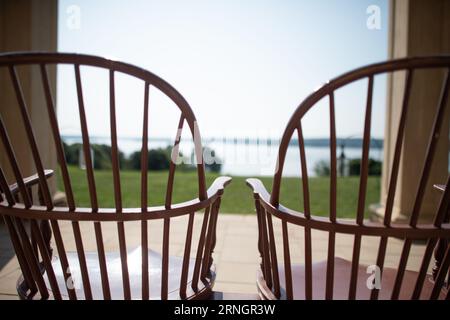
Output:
(0, 213), (431, 299)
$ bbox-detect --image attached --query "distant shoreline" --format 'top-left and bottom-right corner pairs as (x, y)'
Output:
(61, 135), (384, 149)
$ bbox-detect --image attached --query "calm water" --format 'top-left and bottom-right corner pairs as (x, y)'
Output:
(63, 136), (384, 177)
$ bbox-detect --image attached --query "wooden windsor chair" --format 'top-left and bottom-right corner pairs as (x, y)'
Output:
(247, 56), (450, 300)
(0, 52), (231, 300)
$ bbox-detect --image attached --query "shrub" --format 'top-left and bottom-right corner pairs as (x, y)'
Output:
(314, 160), (330, 177)
(203, 146), (222, 173)
(63, 142), (79, 165)
(63, 142), (126, 170)
(128, 147), (171, 171)
(348, 158), (382, 176)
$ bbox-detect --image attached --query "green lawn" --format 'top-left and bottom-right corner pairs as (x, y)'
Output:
(58, 166), (380, 218)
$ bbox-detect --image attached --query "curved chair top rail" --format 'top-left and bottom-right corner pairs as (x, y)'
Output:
(0, 51), (212, 217)
(0, 51), (200, 128)
(271, 55), (450, 219)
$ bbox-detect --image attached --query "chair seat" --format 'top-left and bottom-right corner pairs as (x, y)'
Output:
(42, 246), (212, 300)
(259, 257), (447, 300)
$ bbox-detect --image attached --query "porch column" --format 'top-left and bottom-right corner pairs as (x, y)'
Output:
(0, 0), (58, 195)
(374, 0), (450, 222)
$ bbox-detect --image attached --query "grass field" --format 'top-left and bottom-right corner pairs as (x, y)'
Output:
(58, 166), (381, 218)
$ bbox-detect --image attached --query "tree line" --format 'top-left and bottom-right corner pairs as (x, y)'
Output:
(314, 158), (382, 177)
(63, 142), (222, 173)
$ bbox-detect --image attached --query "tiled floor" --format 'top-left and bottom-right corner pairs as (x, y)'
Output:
(0, 214), (432, 299)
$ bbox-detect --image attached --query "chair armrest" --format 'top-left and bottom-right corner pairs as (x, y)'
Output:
(206, 176), (232, 197)
(433, 184), (446, 193)
(246, 178), (271, 202)
(8, 169), (54, 195)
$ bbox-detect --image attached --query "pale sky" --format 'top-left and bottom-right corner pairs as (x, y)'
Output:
(57, 0), (388, 140)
